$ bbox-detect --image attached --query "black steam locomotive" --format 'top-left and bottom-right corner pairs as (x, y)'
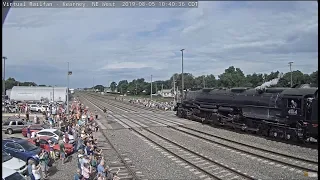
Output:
(174, 86), (318, 142)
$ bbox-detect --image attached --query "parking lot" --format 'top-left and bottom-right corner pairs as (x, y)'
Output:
(2, 114), (78, 180)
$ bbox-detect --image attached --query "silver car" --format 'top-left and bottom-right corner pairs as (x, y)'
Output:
(2, 120), (27, 134)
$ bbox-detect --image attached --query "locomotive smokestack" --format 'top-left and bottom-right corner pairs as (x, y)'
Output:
(255, 73), (283, 90)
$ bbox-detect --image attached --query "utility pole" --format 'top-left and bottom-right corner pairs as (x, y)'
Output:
(92, 77), (95, 91)
(2, 56), (7, 96)
(67, 62), (71, 116)
(53, 85), (55, 102)
(155, 82), (157, 94)
(203, 76), (206, 88)
(180, 49), (185, 98)
(135, 83), (137, 95)
(150, 75), (153, 100)
(289, 62), (293, 87)
(173, 75), (176, 104)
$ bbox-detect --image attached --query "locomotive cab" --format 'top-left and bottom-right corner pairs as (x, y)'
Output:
(306, 90), (318, 140)
(280, 88), (318, 140)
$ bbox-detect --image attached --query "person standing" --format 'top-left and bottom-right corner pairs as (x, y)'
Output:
(48, 140), (55, 160)
(95, 110), (98, 120)
(59, 136), (66, 164)
(97, 161), (106, 178)
(39, 150), (49, 179)
(81, 163), (91, 180)
(27, 159), (35, 180)
(27, 125), (31, 139)
(32, 164), (41, 180)
(34, 137), (40, 147)
(74, 169), (82, 180)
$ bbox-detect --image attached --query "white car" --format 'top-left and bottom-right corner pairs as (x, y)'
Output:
(36, 129), (75, 144)
(29, 104), (42, 112)
(2, 166), (27, 180)
(2, 151), (27, 175)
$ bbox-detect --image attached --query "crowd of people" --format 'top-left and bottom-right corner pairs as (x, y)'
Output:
(25, 98), (120, 180)
(119, 97), (176, 111)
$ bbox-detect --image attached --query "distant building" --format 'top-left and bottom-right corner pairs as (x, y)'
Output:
(10, 86), (68, 102)
(6, 89), (11, 99)
(158, 89), (174, 98)
(104, 87), (118, 93)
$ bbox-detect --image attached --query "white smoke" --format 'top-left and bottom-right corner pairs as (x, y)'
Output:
(255, 73), (284, 90)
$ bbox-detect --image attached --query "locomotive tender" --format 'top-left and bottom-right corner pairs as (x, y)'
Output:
(175, 86), (318, 142)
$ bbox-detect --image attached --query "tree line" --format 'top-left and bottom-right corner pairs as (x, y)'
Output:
(104, 66), (318, 95)
(3, 77), (51, 92)
(3, 66), (318, 95)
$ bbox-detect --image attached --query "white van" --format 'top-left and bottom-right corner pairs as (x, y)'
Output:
(2, 167), (26, 180)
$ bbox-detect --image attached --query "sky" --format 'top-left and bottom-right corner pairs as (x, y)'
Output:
(3, 1), (318, 88)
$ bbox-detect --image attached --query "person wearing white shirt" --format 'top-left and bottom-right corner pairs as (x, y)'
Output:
(31, 131), (36, 138)
(32, 164), (41, 180)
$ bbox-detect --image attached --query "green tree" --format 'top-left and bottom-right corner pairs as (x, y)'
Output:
(245, 73), (264, 87)
(110, 82), (117, 92)
(205, 74), (217, 88)
(218, 66), (246, 88)
(117, 80), (128, 94)
(309, 70), (318, 87)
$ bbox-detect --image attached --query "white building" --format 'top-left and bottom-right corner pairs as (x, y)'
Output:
(5, 89), (11, 99)
(104, 87), (118, 93)
(10, 86), (68, 102)
(158, 89), (174, 98)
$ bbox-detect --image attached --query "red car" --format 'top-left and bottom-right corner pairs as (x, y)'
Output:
(22, 124), (50, 137)
(28, 136), (74, 158)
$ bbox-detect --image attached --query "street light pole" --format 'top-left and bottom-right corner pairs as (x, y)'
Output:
(53, 85), (55, 102)
(93, 77), (95, 91)
(2, 56), (7, 96)
(150, 75), (153, 100)
(289, 62), (293, 87)
(67, 62), (70, 115)
(203, 76), (206, 88)
(173, 74), (176, 104)
(180, 49), (185, 98)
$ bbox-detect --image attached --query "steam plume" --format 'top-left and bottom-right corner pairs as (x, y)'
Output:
(255, 73), (283, 90)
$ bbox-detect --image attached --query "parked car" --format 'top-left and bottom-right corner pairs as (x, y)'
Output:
(2, 120), (27, 134)
(29, 104), (42, 112)
(2, 167), (26, 180)
(2, 138), (41, 164)
(2, 151), (28, 175)
(21, 124), (51, 137)
(36, 129), (75, 144)
(28, 136), (74, 157)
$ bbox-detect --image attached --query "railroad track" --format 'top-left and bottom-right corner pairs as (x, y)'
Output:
(87, 92), (164, 112)
(87, 92), (319, 150)
(82, 92), (319, 175)
(82, 94), (257, 180)
(78, 96), (144, 180)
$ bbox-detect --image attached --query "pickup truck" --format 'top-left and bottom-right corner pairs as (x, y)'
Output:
(2, 120), (28, 134)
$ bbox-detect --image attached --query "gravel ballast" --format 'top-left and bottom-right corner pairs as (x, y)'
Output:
(150, 126), (316, 180)
(105, 128), (201, 180)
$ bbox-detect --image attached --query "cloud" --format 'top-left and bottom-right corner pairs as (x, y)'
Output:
(3, 1), (318, 88)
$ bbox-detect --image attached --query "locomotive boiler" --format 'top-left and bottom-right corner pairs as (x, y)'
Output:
(175, 86), (318, 142)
